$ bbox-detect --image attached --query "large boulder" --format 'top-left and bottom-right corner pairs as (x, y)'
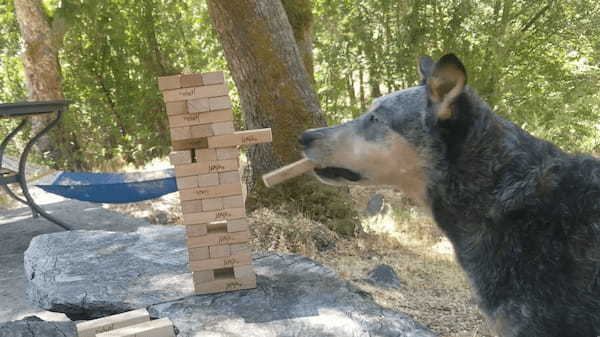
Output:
(24, 226), (193, 320)
(0, 316), (76, 337)
(25, 226), (435, 336)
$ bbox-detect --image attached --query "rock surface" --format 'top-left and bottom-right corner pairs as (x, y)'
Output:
(365, 264), (404, 289)
(0, 317), (76, 337)
(25, 226), (435, 336)
(24, 226), (192, 320)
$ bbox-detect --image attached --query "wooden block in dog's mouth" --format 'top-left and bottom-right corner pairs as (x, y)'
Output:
(262, 158), (316, 188)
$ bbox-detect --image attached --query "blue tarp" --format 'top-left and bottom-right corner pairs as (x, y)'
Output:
(34, 169), (177, 203)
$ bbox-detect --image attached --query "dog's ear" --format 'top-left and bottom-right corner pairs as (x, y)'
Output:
(427, 54), (467, 120)
(418, 56), (434, 84)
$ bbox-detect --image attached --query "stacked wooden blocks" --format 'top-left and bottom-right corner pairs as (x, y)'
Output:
(76, 309), (175, 337)
(159, 71), (272, 294)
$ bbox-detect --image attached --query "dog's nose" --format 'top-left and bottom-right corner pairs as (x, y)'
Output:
(299, 130), (323, 147)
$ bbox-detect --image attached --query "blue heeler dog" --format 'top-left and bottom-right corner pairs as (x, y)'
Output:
(300, 54), (600, 337)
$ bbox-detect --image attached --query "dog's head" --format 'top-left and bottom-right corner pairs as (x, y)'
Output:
(301, 54), (468, 205)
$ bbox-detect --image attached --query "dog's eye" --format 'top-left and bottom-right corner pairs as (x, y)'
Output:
(369, 115), (378, 122)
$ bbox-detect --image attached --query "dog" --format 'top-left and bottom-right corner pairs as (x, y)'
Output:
(300, 54), (600, 337)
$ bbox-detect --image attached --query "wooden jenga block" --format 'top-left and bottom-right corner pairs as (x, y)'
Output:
(195, 149), (217, 161)
(76, 308), (150, 337)
(193, 275), (256, 294)
(179, 183), (242, 201)
(219, 171), (240, 185)
(187, 230), (250, 248)
(209, 244), (231, 258)
(197, 173), (219, 187)
(202, 197), (224, 211)
(188, 246), (209, 261)
(186, 224), (208, 237)
(227, 218), (248, 233)
(168, 109), (233, 128)
(216, 147), (239, 160)
(230, 243), (251, 255)
(209, 96), (232, 111)
(187, 98), (210, 113)
(201, 71), (225, 85)
(262, 157), (316, 188)
(211, 121), (235, 136)
(174, 159), (238, 177)
(158, 75), (180, 91)
(190, 124), (213, 138)
(176, 175), (198, 190)
(192, 270), (214, 283)
(181, 199), (203, 214)
(207, 128), (272, 148)
(188, 252), (252, 271)
(96, 318), (175, 337)
(180, 73), (203, 88)
(223, 195), (244, 209)
(162, 84), (228, 103)
(170, 126), (191, 141)
(169, 150), (192, 165)
(165, 101), (187, 116)
(234, 265), (255, 278)
(171, 138), (208, 151)
(183, 207), (246, 225)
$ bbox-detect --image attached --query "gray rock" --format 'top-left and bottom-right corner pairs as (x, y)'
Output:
(365, 264), (404, 289)
(25, 226), (435, 336)
(149, 253), (435, 337)
(366, 193), (385, 216)
(0, 319), (76, 337)
(24, 225), (193, 320)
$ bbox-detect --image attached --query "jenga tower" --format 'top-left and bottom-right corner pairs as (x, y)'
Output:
(158, 72), (272, 294)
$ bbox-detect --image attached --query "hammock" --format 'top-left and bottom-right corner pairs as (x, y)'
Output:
(32, 169), (177, 203)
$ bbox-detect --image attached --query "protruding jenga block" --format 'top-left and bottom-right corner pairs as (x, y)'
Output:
(76, 308), (150, 337)
(96, 318), (175, 337)
(201, 71), (225, 85)
(187, 230), (250, 248)
(174, 159), (239, 177)
(168, 109), (233, 128)
(162, 84), (228, 103)
(180, 74), (203, 88)
(188, 252), (252, 271)
(262, 157), (316, 188)
(179, 183), (242, 201)
(158, 75), (180, 91)
(169, 150), (192, 165)
(183, 207), (246, 225)
(211, 121), (235, 136)
(207, 128), (272, 148)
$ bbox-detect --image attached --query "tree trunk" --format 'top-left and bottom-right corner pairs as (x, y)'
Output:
(281, 0), (315, 83)
(207, 0), (357, 234)
(14, 0), (65, 154)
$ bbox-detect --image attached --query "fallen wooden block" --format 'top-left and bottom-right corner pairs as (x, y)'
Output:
(262, 157), (316, 187)
(76, 308), (149, 337)
(96, 317), (175, 337)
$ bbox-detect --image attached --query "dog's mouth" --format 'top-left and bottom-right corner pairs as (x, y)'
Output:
(314, 167), (362, 182)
